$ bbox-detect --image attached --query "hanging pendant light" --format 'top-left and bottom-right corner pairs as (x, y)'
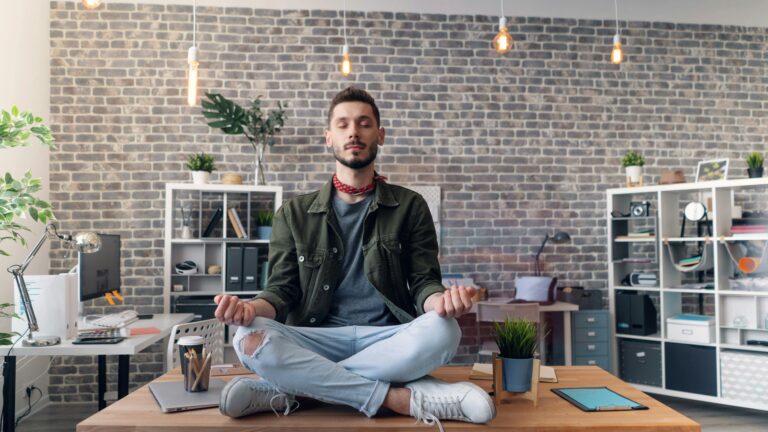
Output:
(339, 0), (352, 76)
(611, 0), (624, 64)
(187, 0), (199, 106)
(81, 0), (102, 9)
(492, 0), (512, 53)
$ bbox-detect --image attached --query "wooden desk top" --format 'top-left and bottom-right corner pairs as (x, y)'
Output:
(77, 366), (700, 431)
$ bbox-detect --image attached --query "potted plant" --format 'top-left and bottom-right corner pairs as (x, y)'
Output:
(185, 152), (216, 185)
(622, 150), (645, 187)
(746, 152), (764, 179)
(493, 318), (538, 392)
(202, 93), (287, 185)
(255, 210), (274, 240)
(1, 105), (55, 345)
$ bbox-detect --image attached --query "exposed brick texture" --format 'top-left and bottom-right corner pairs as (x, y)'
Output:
(48, 1), (768, 401)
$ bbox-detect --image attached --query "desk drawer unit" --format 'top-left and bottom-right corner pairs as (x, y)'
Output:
(572, 310), (612, 372)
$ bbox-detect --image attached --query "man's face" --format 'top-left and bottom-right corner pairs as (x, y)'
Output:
(325, 101), (385, 170)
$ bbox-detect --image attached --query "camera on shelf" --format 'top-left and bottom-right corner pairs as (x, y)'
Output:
(630, 201), (651, 217)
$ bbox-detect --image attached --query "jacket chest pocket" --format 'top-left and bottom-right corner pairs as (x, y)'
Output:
(380, 238), (405, 288)
(297, 251), (324, 294)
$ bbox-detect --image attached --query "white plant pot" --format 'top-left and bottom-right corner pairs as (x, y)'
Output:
(192, 171), (211, 185)
(625, 166), (642, 185)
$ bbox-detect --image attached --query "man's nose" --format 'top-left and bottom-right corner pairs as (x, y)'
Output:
(347, 124), (359, 139)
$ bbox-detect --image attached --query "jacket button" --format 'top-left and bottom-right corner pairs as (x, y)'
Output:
(309, 317), (316, 323)
(332, 247), (338, 254)
(298, 255), (305, 262)
(323, 284), (330, 291)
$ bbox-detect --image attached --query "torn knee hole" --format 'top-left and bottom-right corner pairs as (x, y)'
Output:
(241, 331), (267, 356)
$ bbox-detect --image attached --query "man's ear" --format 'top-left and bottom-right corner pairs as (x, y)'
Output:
(378, 127), (385, 147)
(324, 128), (332, 148)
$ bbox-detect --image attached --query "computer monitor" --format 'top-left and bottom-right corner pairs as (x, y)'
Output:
(79, 233), (121, 302)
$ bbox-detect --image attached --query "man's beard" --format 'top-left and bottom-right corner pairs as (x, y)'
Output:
(333, 138), (378, 169)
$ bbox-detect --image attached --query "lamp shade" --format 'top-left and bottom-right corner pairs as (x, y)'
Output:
(552, 231), (571, 243)
(72, 232), (101, 253)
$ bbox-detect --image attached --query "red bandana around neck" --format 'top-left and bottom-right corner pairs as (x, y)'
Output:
(332, 173), (387, 195)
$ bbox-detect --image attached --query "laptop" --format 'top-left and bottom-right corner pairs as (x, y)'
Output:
(149, 379), (226, 413)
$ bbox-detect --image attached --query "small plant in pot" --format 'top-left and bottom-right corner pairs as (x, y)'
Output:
(622, 150), (645, 187)
(493, 318), (539, 392)
(255, 210), (274, 240)
(746, 152), (764, 179)
(186, 152), (216, 185)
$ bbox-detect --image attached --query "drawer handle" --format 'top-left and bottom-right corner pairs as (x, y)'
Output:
(586, 317), (596, 323)
(636, 351), (646, 358)
(682, 329), (693, 335)
(588, 344), (596, 350)
(587, 331), (596, 337)
(588, 360), (596, 365)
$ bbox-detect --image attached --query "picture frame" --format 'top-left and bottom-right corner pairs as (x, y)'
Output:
(695, 159), (729, 182)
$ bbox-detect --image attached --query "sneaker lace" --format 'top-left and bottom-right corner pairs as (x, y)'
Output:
(411, 390), (464, 432)
(269, 393), (300, 417)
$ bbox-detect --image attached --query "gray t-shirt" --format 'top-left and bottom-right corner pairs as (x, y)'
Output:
(322, 192), (400, 327)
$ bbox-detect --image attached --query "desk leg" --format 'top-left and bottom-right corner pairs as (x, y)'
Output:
(2, 356), (16, 432)
(117, 355), (129, 399)
(564, 311), (572, 366)
(98, 355), (106, 410)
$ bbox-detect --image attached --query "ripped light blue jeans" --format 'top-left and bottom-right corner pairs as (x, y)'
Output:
(232, 311), (461, 417)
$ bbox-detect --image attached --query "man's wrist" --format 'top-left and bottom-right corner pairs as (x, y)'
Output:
(423, 292), (443, 312)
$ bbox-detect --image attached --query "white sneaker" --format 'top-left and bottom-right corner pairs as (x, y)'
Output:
(219, 376), (299, 418)
(405, 376), (496, 430)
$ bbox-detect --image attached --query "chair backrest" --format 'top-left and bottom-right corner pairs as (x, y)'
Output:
(475, 302), (540, 323)
(166, 319), (225, 371)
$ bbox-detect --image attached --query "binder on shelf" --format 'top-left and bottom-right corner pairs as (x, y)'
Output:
(202, 207), (223, 238)
(242, 246), (259, 291)
(227, 208), (246, 239)
(226, 245), (243, 291)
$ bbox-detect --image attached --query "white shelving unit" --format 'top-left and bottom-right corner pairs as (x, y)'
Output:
(163, 183), (283, 362)
(608, 178), (768, 411)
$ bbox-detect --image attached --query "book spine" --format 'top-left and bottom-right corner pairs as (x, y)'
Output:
(228, 208), (244, 238)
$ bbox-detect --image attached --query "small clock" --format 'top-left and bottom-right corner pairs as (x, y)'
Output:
(684, 202), (707, 221)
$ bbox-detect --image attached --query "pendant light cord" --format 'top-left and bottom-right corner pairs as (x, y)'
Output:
(614, 0), (620, 36)
(343, 0), (347, 45)
(193, 0), (197, 45)
(500, 0), (504, 18)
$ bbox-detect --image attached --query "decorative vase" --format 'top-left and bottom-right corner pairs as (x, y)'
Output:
(181, 226), (193, 239)
(625, 165), (643, 187)
(501, 357), (533, 392)
(747, 167), (764, 178)
(254, 143), (267, 186)
(257, 226), (272, 240)
(192, 171), (210, 185)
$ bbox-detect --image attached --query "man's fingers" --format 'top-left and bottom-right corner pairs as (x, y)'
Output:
(214, 294), (223, 305)
(433, 295), (446, 316)
(223, 298), (239, 322)
(443, 290), (456, 317)
(242, 304), (256, 326)
(233, 303), (244, 325)
(214, 296), (231, 321)
(458, 286), (474, 310)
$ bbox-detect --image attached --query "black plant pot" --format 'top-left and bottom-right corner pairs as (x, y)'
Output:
(747, 167), (764, 178)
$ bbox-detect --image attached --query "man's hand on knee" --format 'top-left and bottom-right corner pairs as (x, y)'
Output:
(425, 285), (476, 318)
(214, 294), (257, 326)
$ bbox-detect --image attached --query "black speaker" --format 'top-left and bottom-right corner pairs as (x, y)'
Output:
(616, 292), (657, 336)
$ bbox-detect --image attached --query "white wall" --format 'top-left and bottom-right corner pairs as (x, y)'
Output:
(0, 0), (52, 420)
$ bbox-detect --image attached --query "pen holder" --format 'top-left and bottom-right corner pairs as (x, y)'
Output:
(183, 350), (212, 392)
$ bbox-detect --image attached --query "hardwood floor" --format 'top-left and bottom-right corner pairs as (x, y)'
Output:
(15, 396), (768, 431)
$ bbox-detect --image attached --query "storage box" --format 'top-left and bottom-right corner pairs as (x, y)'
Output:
(666, 314), (715, 344)
(619, 340), (662, 387)
(721, 350), (768, 404)
(665, 342), (717, 396)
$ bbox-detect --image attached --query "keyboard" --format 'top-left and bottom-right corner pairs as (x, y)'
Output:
(77, 328), (128, 340)
(87, 310), (139, 329)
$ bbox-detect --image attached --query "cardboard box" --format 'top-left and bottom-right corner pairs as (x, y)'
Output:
(666, 314), (715, 344)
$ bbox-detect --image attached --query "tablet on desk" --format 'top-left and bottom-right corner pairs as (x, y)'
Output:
(552, 387), (648, 412)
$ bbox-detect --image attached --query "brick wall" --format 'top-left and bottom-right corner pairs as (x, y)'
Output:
(47, 1), (768, 402)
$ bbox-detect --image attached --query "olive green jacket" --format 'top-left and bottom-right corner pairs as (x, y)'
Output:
(256, 177), (445, 326)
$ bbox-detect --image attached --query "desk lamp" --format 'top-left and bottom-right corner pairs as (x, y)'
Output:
(7, 224), (101, 347)
(534, 231), (571, 276)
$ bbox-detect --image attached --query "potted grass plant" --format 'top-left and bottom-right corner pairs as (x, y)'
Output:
(255, 210), (274, 240)
(185, 152), (216, 185)
(493, 318), (538, 392)
(622, 150), (645, 187)
(746, 152), (764, 179)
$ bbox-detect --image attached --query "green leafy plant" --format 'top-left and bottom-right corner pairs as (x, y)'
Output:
(256, 210), (274, 227)
(746, 152), (764, 170)
(0, 303), (22, 345)
(185, 152), (216, 173)
(201, 93), (287, 184)
(0, 106), (56, 256)
(493, 318), (539, 359)
(622, 150), (645, 167)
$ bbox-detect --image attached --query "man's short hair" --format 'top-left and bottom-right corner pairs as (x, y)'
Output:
(327, 87), (381, 128)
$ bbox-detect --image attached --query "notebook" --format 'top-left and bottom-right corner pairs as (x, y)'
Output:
(149, 379), (226, 413)
(552, 387), (648, 412)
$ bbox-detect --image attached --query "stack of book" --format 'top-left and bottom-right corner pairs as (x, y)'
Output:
(731, 224), (768, 238)
(679, 255), (702, 268)
(228, 208), (247, 239)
